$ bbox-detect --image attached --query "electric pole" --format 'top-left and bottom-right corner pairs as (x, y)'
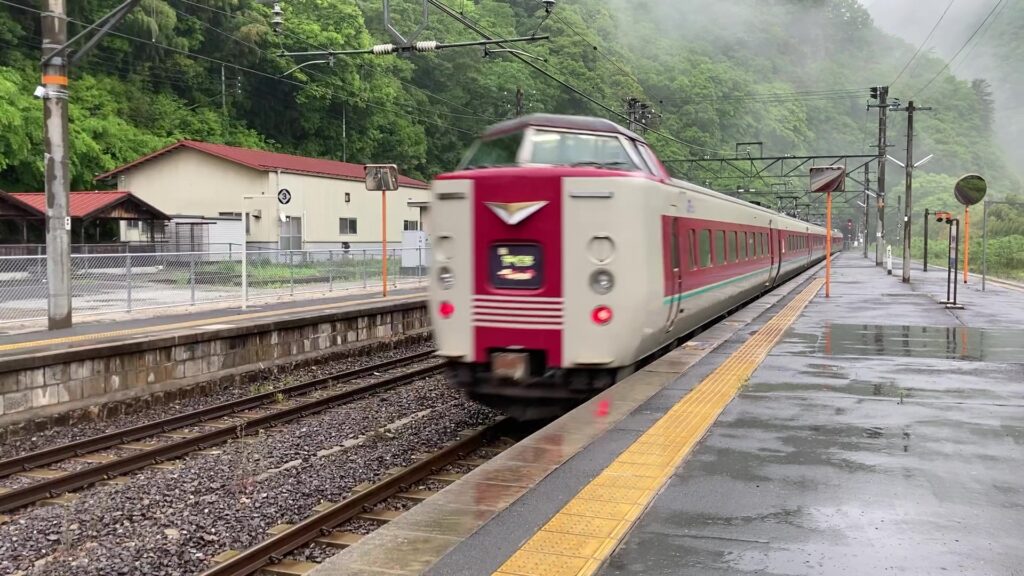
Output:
(863, 161), (871, 258)
(42, 0), (71, 330)
(38, 0), (141, 330)
(514, 86), (524, 116)
(868, 86), (889, 268)
(221, 63), (226, 113)
(893, 100), (932, 283)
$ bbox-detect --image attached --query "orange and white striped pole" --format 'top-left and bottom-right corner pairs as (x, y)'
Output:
(825, 189), (832, 298)
(963, 207), (970, 284)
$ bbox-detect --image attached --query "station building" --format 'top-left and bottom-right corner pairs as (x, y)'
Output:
(96, 140), (430, 252)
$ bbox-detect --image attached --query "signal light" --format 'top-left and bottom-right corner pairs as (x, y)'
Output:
(439, 301), (455, 319)
(870, 86), (879, 100)
(591, 305), (613, 325)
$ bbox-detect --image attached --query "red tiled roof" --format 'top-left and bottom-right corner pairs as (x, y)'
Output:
(9, 191), (169, 220)
(96, 141), (429, 188)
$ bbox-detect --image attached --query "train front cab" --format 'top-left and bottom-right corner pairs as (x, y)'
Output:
(427, 118), (657, 418)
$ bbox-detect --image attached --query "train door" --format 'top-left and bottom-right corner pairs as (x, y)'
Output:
(767, 221), (780, 288)
(664, 219), (683, 333)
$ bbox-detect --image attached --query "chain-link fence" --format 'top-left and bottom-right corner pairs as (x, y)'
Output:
(0, 248), (430, 323)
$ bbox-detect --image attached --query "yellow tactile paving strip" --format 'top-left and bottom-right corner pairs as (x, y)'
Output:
(0, 293), (423, 354)
(494, 278), (825, 576)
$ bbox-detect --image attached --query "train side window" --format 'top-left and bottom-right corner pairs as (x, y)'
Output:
(739, 232), (747, 259)
(727, 232), (737, 263)
(714, 230), (726, 265)
(698, 229), (711, 268)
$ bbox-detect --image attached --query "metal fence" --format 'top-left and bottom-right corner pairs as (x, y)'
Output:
(0, 248), (430, 323)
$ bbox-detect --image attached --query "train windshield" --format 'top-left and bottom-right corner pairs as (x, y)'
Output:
(460, 129), (641, 171)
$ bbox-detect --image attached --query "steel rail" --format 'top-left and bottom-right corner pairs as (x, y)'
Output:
(199, 417), (510, 576)
(0, 350), (435, 478)
(0, 360), (444, 512)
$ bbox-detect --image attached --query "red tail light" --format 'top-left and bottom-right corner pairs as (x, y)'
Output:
(439, 301), (455, 319)
(591, 305), (613, 325)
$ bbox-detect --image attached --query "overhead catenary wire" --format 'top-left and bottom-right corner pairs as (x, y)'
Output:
(890, 0), (956, 88)
(175, 0), (497, 122)
(912, 0), (1006, 98)
(0, 0), (480, 135)
(543, 6), (642, 87)
(427, 0), (731, 155)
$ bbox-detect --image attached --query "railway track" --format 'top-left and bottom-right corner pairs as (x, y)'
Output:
(0, 350), (442, 513)
(200, 417), (513, 576)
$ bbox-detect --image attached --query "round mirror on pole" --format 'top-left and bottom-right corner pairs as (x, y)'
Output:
(954, 174), (986, 206)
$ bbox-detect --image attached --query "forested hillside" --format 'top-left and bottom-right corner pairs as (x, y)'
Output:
(0, 0), (1021, 274)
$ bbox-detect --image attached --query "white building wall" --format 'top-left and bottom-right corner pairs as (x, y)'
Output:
(116, 148), (429, 250)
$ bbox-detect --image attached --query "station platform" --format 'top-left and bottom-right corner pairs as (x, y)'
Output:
(0, 288), (424, 360)
(310, 253), (1024, 576)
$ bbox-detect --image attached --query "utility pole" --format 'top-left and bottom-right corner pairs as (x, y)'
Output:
(893, 100), (932, 283)
(514, 86), (524, 116)
(868, 86), (889, 268)
(42, 0), (71, 330)
(863, 162), (871, 258)
(220, 63), (226, 113)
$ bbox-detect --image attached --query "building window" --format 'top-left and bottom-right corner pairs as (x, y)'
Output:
(280, 216), (302, 250)
(403, 220), (420, 231)
(339, 217), (358, 235)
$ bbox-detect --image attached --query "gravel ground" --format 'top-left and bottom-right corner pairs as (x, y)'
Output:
(0, 340), (432, 460)
(0, 376), (497, 576)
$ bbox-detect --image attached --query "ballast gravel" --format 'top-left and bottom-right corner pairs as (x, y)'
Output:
(0, 374), (497, 576)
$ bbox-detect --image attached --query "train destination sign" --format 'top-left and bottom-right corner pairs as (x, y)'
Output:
(490, 244), (543, 289)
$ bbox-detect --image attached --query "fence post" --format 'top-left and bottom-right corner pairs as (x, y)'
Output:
(362, 250), (368, 289)
(328, 249), (333, 292)
(190, 253), (196, 305)
(289, 251), (295, 296)
(126, 254), (133, 312)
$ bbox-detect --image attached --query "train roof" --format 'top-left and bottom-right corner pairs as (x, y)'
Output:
(482, 113), (646, 143)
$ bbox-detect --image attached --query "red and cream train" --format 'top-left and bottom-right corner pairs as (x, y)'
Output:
(427, 114), (841, 418)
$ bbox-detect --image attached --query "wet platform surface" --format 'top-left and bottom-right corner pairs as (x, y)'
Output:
(0, 288), (423, 359)
(311, 254), (1024, 575)
(600, 255), (1024, 575)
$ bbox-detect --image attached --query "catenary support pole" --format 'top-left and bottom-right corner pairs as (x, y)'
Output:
(902, 101), (915, 283)
(863, 162), (871, 258)
(43, 0), (72, 329)
(875, 87), (888, 267)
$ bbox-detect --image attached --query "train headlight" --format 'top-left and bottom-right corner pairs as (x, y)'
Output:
(437, 266), (455, 290)
(589, 269), (614, 295)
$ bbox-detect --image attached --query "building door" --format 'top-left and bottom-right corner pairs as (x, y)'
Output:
(279, 216), (302, 250)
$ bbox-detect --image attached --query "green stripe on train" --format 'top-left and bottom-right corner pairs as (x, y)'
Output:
(662, 266), (775, 304)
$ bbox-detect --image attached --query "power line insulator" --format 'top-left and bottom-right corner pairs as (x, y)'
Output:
(414, 41), (439, 52)
(372, 43), (396, 55)
(271, 2), (283, 34)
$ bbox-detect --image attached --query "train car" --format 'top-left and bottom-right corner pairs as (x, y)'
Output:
(427, 114), (840, 419)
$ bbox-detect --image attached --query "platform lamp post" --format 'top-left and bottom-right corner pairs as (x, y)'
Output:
(365, 165), (400, 298)
(810, 166), (846, 298)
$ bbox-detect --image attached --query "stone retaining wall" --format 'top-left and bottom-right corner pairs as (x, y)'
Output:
(0, 300), (429, 438)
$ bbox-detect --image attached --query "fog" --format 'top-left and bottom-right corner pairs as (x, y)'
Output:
(867, 0), (1022, 176)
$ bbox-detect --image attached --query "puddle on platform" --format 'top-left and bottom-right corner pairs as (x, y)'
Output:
(817, 324), (1024, 363)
